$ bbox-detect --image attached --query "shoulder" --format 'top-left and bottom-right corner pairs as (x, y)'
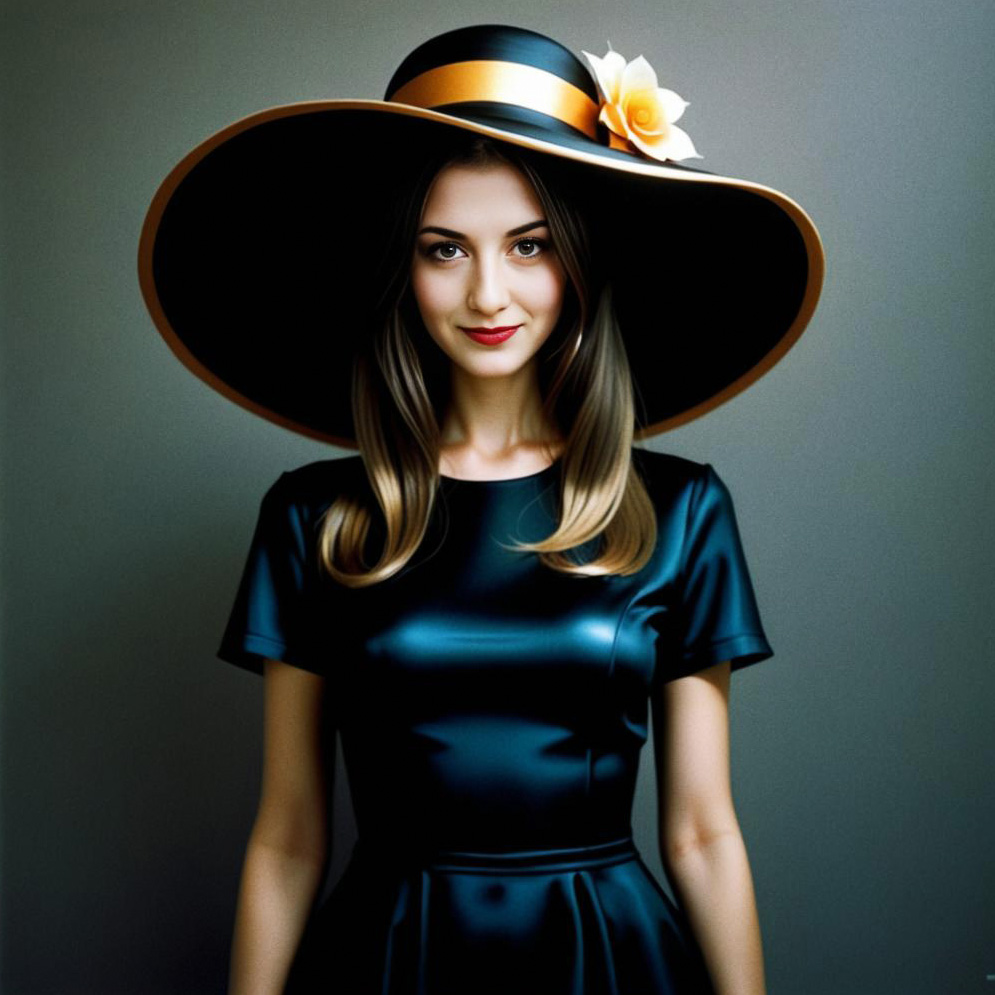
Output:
(630, 446), (706, 481)
(629, 448), (742, 549)
(631, 446), (725, 506)
(267, 454), (367, 519)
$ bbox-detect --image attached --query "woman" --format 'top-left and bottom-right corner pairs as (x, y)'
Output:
(138, 24), (823, 995)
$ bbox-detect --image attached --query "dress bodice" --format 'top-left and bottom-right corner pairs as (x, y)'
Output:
(219, 448), (773, 856)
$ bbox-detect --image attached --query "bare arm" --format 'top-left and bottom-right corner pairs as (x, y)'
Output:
(228, 659), (330, 995)
(653, 660), (766, 995)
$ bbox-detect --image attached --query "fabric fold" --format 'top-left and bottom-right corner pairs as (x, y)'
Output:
(570, 869), (621, 995)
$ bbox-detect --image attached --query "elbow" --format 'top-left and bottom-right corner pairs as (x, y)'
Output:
(660, 819), (743, 868)
(250, 803), (329, 865)
(249, 824), (329, 867)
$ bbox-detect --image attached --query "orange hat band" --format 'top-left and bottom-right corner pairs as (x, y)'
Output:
(388, 60), (601, 140)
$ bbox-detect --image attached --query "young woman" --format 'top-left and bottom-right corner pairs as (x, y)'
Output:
(139, 24), (824, 995)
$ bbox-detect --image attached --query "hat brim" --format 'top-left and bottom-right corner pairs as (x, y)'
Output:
(138, 99), (824, 447)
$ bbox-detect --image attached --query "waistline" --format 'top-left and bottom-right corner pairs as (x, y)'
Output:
(351, 835), (639, 875)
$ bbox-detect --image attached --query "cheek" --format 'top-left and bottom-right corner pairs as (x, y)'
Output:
(411, 265), (456, 322)
(525, 264), (567, 319)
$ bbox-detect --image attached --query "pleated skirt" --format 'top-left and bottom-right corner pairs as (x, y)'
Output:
(284, 836), (715, 995)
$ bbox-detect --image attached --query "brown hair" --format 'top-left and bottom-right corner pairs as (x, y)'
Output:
(318, 136), (657, 586)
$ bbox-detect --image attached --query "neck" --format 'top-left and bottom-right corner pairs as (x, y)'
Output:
(439, 363), (563, 463)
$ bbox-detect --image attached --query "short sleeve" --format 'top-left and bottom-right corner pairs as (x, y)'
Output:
(669, 464), (774, 680)
(217, 473), (323, 676)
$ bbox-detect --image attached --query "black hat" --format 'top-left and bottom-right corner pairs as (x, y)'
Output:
(138, 24), (824, 446)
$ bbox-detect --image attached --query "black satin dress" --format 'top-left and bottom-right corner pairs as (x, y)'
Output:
(218, 447), (774, 994)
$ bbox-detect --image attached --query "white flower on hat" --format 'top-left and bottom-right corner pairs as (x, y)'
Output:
(582, 44), (701, 162)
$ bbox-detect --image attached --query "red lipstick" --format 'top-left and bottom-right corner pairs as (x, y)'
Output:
(459, 324), (521, 345)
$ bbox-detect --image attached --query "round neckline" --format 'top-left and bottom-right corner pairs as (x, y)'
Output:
(439, 455), (562, 485)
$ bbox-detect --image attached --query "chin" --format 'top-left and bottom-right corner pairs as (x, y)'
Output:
(454, 354), (536, 379)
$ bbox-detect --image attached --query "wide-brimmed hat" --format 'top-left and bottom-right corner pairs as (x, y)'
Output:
(138, 23), (824, 447)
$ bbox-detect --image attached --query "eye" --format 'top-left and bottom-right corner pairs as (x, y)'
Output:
(512, 237), (549, 259)
(424, 241), (466, 262)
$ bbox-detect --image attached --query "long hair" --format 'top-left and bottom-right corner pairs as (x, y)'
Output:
(318, 136), (657, 586)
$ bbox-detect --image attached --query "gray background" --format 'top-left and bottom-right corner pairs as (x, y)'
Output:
(1, 0), (992, 992)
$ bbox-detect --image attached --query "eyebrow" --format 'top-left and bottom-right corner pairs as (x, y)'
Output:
(416, 219), (549, 238)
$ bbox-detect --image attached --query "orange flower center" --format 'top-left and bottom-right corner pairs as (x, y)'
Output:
(624, 91), (666, 137)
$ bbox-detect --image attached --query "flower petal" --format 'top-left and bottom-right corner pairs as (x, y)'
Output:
(599, 101), (628, 137)
(661, 124), (701, 160)
(656, 87), (689, 124)
(622, 114), (652, 144)
(582, 49), (626, 102)
(620, 54), (659, 96)
(629, 123), (701, 161)
(602, 49), (626, 80)
(626, 131), (670, 162)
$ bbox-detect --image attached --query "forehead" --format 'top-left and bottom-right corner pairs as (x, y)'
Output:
(419, 162), (543, 227)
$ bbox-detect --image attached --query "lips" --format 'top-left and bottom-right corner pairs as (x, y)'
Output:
(459, 324), (521, 345)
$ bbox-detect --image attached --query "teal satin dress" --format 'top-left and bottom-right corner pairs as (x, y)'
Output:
(218, 447), (773, 994)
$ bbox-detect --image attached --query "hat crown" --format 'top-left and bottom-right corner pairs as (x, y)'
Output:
(384, 25), (603, 141)
(385, 25), (600, 104)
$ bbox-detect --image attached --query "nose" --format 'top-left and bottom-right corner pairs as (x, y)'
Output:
(466, 256), (510, 316)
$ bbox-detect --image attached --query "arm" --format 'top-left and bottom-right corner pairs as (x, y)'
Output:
(228, 659), (330, 995)
(652, 660), (766, 995)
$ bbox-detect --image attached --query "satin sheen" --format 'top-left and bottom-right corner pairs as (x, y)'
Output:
(219, 447), (773, 994)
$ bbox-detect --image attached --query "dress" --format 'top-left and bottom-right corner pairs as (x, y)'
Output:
(217, 446), (774, 995)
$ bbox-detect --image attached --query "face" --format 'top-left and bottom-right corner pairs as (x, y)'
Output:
(410, 161), (567, 383)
